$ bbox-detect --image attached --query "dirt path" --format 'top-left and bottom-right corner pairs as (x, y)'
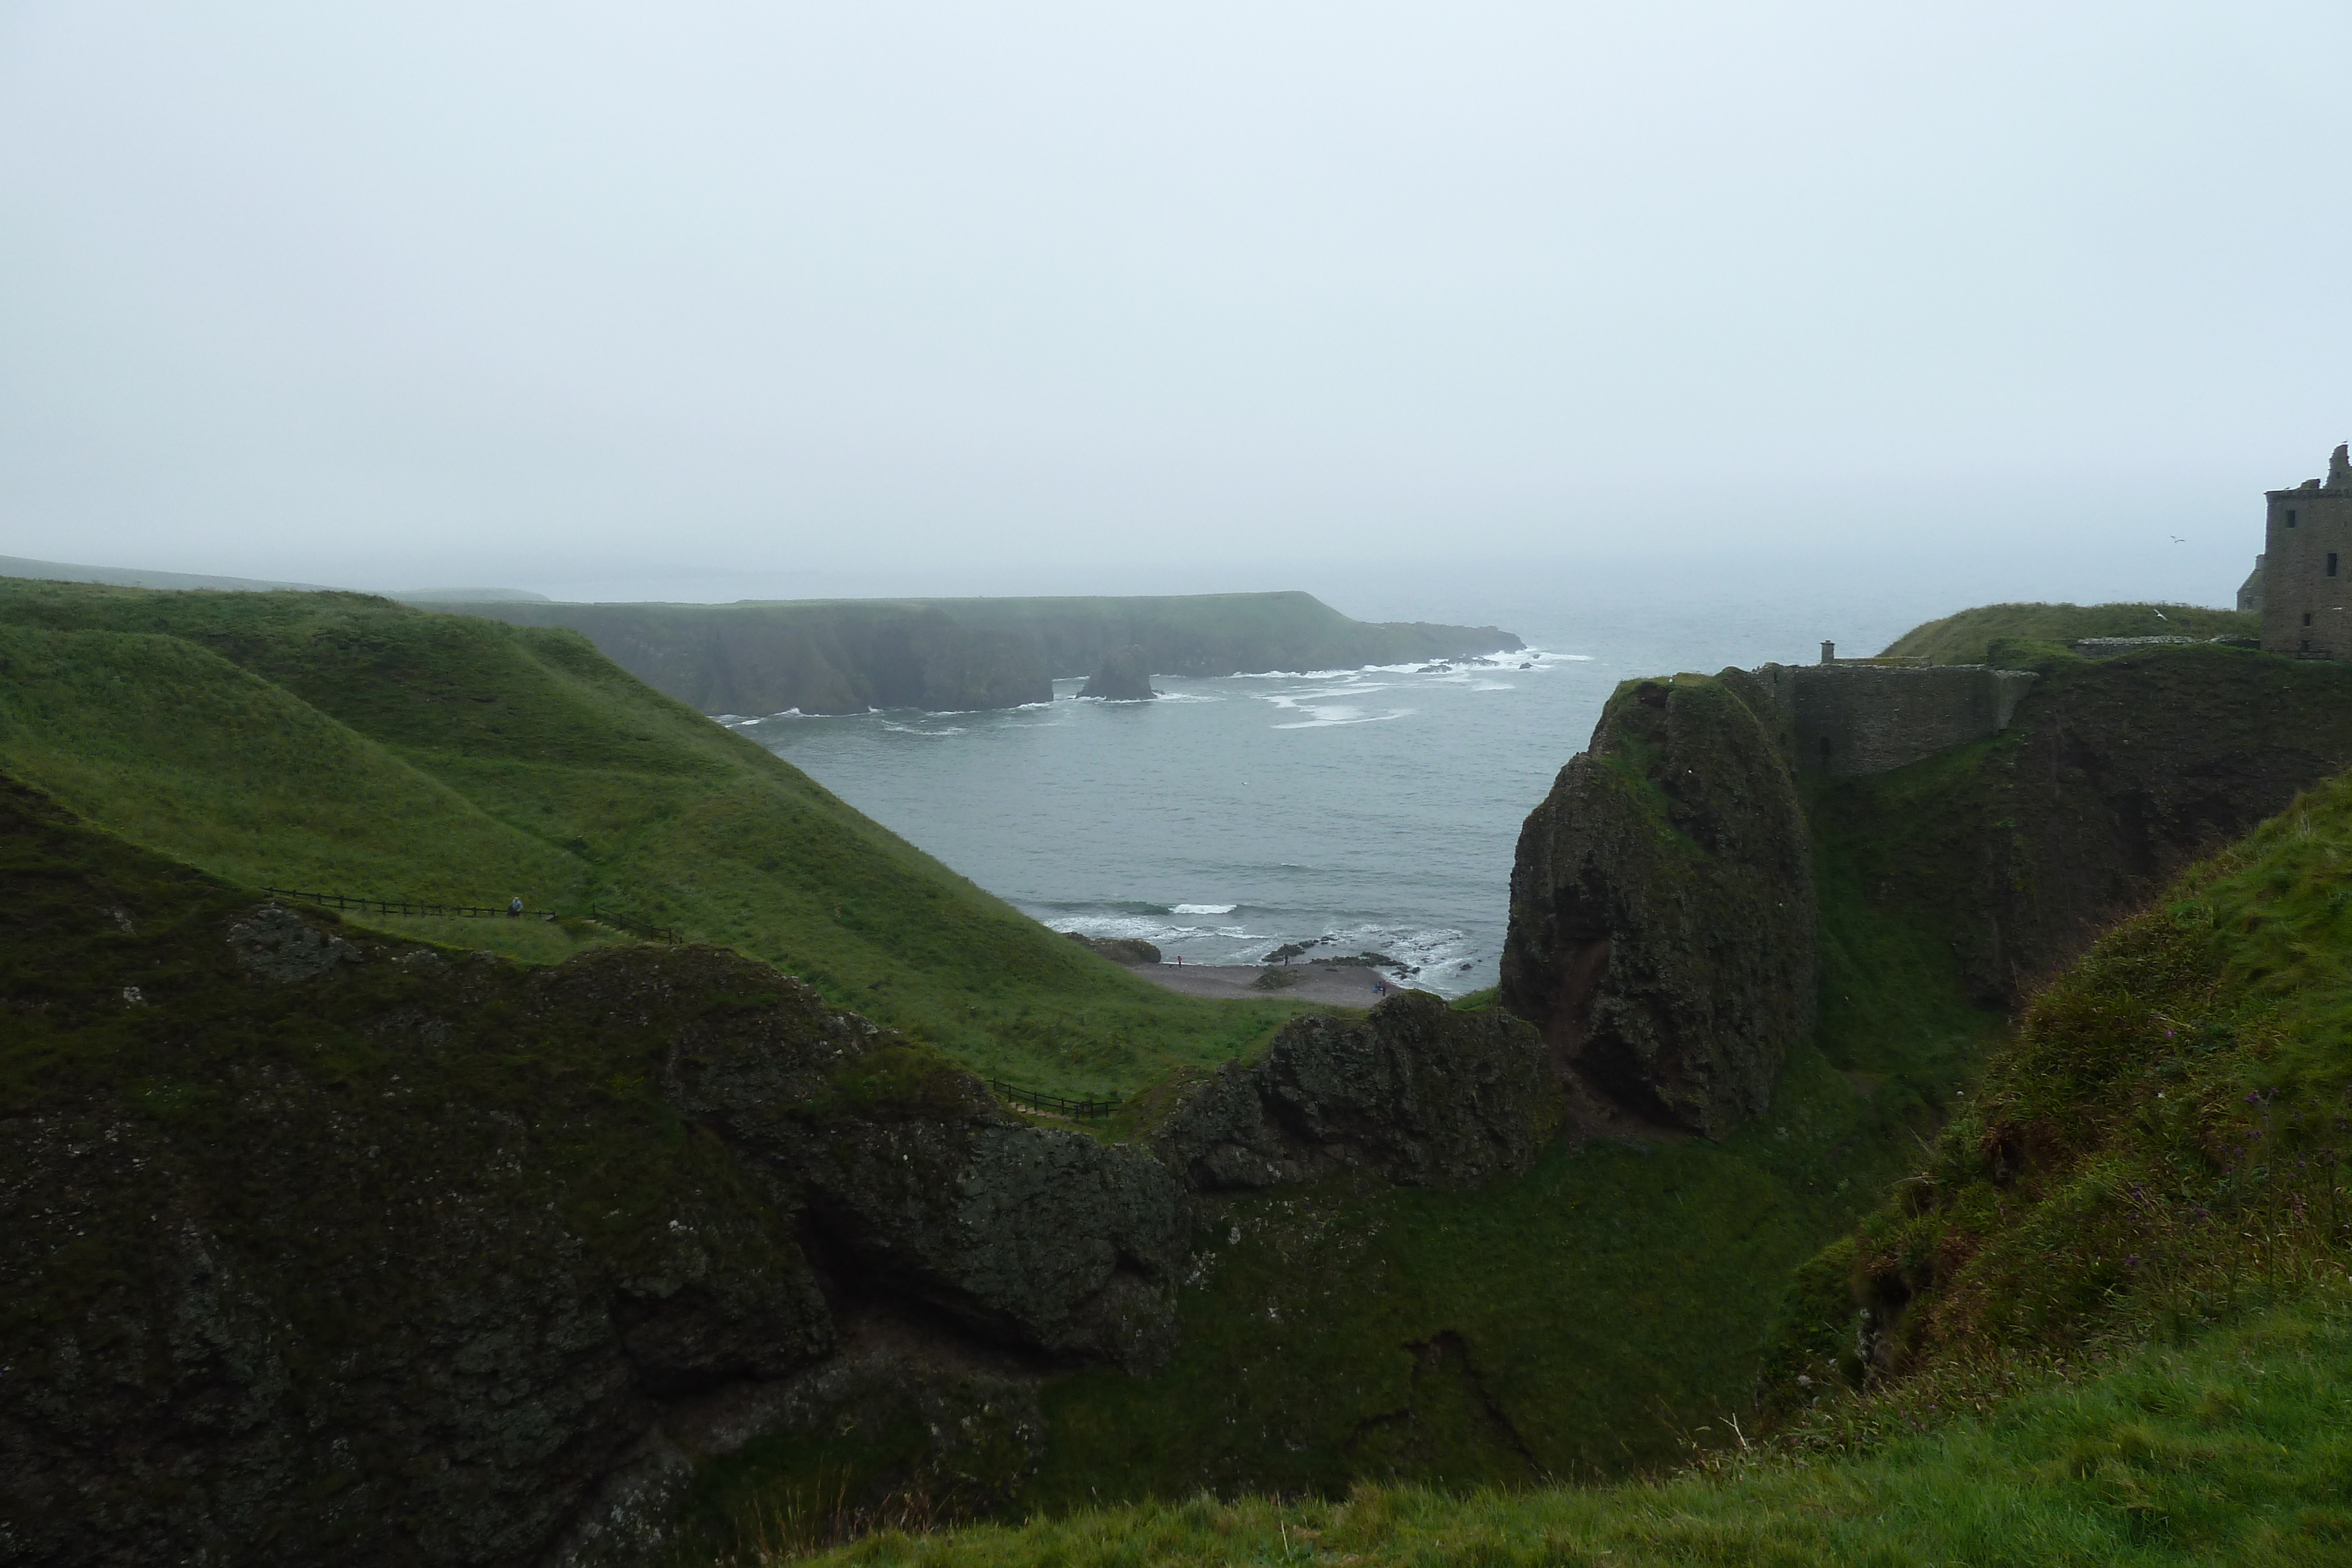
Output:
(1124, 959), (1415, 1008)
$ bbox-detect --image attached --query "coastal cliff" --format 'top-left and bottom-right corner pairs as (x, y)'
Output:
(1813, 638), (2352, 1009)
(1499, 634), (2352, 1149)
(1500, 671), (1816, 1137)
(2, 773), (1554, 1565)
(435, 591), (1522, 716)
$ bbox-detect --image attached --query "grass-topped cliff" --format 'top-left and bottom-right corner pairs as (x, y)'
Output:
(1882, 600), (2256, 664)
(439, 590), (1524, 716)
(0, 577), (1302, 1099)
(763, 646), (2352, 1567)
(20, 579), (2352, 1566)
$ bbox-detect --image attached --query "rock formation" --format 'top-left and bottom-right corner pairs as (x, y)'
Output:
(3, 774), (1571, 1566)
(0, 783), (1182, 1568)
(1499, 671), (1815, 1137)
(1155, 992), (1557, 1191)
(1820, 640), (2352, 1008)
(1064, 930), (1162, 964)
(1080, 644), (1157, 700)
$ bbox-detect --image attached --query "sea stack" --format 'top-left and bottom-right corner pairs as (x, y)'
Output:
(1081, 644), (1157, 700)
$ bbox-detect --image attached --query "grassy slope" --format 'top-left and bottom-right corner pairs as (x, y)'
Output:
(787, 1296), (2352, 1566)
(1882, 601), (2255, 664)
(689, 681), (2033, 1536)
(0, 580), (1302, 1098)
(1023, 1036), (1926, 1503)
(1780, 763), (2352, 1390)
(778, 734), (2352, 1568)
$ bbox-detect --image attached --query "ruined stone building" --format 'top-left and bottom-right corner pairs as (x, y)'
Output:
(1750, 653), (2036, 776)
(2260, 442), (2352, 657)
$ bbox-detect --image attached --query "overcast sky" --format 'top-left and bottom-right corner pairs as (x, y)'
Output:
(2, 2), (2346, 604)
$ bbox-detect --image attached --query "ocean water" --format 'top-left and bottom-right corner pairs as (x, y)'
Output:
(732, 561), (2124, 997)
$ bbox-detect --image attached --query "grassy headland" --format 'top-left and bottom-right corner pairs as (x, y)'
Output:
(0, 579), (1302, 1098)
(1882, 601), (2256, 664)
(439, 590), (1524, 716)
(749, 694), (2352, 1567)
(756, 633), (2352, 1567)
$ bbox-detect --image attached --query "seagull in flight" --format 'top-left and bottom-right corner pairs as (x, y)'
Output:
(2168, 534), (2186, 544)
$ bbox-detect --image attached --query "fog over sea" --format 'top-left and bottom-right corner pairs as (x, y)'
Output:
(734, 557), (2215, 997)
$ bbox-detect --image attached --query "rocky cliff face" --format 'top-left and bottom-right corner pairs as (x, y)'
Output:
(0, 782), (1179, 1568)
(1079, 644), (1156, 700)
(1499, 672), (1816, 1138)
(1816, 641), (2352, 1008)
(3, 778), (1563, 1565)
(1155, 991), (1556, 1191)
(436, 592), (1522, 716)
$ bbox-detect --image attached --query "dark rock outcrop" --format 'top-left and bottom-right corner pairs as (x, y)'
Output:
(1816, 642), (2352, 1007)
(1065, 931), (1162, 965)
(0, 784), (1180, 1568)
(1500, 671), (1815, 1137)
(1154, 991), (1558, 1191)
(1080, 644), (1157, 700)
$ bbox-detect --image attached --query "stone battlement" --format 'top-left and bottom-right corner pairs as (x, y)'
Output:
(1749, 660), (2037, 777)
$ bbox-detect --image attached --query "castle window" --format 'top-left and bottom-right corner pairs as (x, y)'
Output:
(2289, 509), (2300, 526)
(2306, 612), (2316, 627)
(2331, 553), (2340, 579)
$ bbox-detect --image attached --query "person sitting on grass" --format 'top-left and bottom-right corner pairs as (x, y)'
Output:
(507, 896), (523, 918)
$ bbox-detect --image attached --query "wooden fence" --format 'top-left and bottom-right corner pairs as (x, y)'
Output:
(988, 1078), (1120, 1120)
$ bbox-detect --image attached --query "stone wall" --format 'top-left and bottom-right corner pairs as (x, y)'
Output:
(1749, 663), (2037, 777)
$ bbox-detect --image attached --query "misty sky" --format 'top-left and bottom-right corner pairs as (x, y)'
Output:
(2, 2), (2347, 605)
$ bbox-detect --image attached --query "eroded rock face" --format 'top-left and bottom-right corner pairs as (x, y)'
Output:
(658, 1005), (1184, 1371)
(1499, 671), (1815, 1136)
(0, 824), (1182, 1568)
(228, 902), (359, 979)
(1079, 644), (1157, 700)
(1155, 991), (1557, 1191)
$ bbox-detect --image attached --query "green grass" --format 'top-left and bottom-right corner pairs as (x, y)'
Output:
(1030, 1035), (1925, 1496)
(676, 1025), (1960, 1551)
(1882, 601), (2254, 664)
(757, 762), (2352, 1564)
(0, 580), (1311, 1099)
(1793, 763), (2352, 1389)
(771, 1293), (2352, 1566)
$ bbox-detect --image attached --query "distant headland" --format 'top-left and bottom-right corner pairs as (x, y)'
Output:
(426, 590), (1525, 716)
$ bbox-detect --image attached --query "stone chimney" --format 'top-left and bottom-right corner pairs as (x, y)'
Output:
(1820, 640), (1836, 665)
(2330, 443), (2352, 490)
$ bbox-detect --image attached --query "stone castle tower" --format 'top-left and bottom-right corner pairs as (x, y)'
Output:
(2261, 443), (2352, 657)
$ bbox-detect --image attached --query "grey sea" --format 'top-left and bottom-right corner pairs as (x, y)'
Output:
(733, 560), (2109, 997)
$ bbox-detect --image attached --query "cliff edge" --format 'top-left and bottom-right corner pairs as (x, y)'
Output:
(433, 591), (1522, 716)
(1499, 671), (1815, 1138)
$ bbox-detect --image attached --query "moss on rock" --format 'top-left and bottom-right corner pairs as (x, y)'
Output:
(1500, 671), (1816, 1136)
